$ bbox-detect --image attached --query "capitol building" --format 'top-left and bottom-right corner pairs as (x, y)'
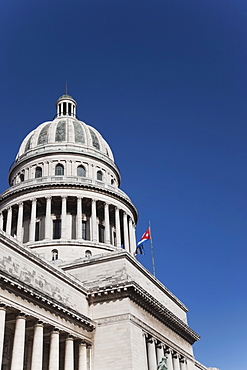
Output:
(0, 94), (213, 369)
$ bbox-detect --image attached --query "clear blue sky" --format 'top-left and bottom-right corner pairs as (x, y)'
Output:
(1, 1), (246, 369)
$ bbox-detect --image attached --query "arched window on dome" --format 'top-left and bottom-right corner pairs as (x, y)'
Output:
(55, 164), (64, 176)
(35, 166), (42, 178)
(20, 174), (25, 182)
(52, 249), (58, 261)
(97, 170), (103, 181)
(77, 165), (86, 177)
(85, 250), (92, 258)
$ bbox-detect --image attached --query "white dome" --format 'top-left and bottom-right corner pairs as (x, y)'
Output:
(16, 94), (114, 164)
(16, 117), (114, 162)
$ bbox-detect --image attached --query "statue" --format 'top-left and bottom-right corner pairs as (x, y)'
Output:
(157, 356), (168, 370)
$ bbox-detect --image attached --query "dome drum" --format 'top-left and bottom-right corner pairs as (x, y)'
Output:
(0, 189), (137, 263)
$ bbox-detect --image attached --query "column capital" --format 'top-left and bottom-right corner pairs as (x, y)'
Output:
(172, 351), (178, 359)
(34, 320), (44, 328)
(17, 202), (24, 207)
(51, 328), (60, 334)
(45, 195), (52, 200)
(61, 195), (67, 200)
(0, 304), (7, 311)
(179, 356), (186, 363)
(31, 198), (37, 202)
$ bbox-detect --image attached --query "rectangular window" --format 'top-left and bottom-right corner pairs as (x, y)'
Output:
(35, 222), (40, 241)
(82, 221), (86, 240)
(99, 224), (105, 243)
(53, 220), (61, 239)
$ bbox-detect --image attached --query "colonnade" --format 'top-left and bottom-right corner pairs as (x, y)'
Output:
(0, 195), (136, 254)
(0, 305), (91, 370)
(145, 335), (188, 370)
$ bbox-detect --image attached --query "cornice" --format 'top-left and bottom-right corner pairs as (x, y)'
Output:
(0, 268), (95, 331)
(87, 280), (199, 344)
(62, 250), (188, 312)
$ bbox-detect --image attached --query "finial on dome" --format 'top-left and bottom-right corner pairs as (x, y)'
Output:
(56, 90), (77, 118)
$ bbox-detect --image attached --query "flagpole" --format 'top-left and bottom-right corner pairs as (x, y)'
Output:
(149, 220), (156, 277)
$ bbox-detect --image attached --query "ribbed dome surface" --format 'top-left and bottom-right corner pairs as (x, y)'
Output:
(16, 117), (114, 162)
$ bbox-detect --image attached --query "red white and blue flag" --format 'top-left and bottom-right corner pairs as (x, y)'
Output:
(135, 227), (151, 255)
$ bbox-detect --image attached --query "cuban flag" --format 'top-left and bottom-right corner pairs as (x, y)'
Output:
(135, 227), (151, 255)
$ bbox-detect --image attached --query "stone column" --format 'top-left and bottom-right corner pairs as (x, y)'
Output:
(123, 212), (129, 252)
(61, 196), (67, 239)
(6, 206), (12, 235)
(147, 338), (157, 370)
(78, 342), (87, 370)
(11, 314), (26, 370)
(172, 352), (180, 370)
(29, 198), (37, 242)
(165, 348), (174, 370)
(104, 203), (110, 244)
(0, 213), (3, 230)
(17, 202), (24, 242)
(31, 321), (43, 370)
(91, 199), (98, 242)
(64, 336), (74, 370)
(180, 357), (187, 370)
(128, 218), (135, 254)
(131, 222), (137, 254)
(76, 197), (82, 240)
(156, 344), (164, 366)
(0, 305), (6, 369)
(48, 329), (59, 370)
(45, 196), (52, 240)
(115, 207), (121, 248)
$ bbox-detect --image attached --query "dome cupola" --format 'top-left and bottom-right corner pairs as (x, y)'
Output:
(56, 94), (77, 118)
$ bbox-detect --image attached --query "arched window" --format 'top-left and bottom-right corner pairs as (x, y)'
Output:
(55, 164), (64, 176)
(85, 250), (92, 258)
(20, 174), (25, 182)
(97, 170), (103, 181)
(52, 249), (58, 261)
(35, 166), (42, 178)
(77, 165), (86, 177)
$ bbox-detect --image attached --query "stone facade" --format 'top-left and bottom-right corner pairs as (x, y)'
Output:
(0, 94), (212, 369)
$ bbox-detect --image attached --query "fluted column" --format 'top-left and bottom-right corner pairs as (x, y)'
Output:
(0, 213), (3, 230)
(180, 357), (187, 370)
(45, 196), (52, 240)
(16, 202), (24, 242)
(91, 199), (98, 242)
(0, 305), (6, 369)
(6, 206), (12, 235)
(128, 218), (135, 254)
(115, 207), (121, 248)
(76, 197), (82, 239)
(31, 321), (43, 370)
(156, 344), (164, 366)
(104, 203), (110, 244)
(123, 212), (129, 252)
(165, 348), (174, 370)
(11, 314), (26, 370)
(64, 336), (74, 370)
(172, 352), (180, 370)
(61, 196), (67, 239)
(48, 329), (59, 370)
(78, 342), (87, 370)
(147, 338), (157, 370)
(29, 198), (37, 242)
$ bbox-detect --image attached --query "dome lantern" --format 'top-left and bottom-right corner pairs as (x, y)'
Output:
(56, 94), (77, 118)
